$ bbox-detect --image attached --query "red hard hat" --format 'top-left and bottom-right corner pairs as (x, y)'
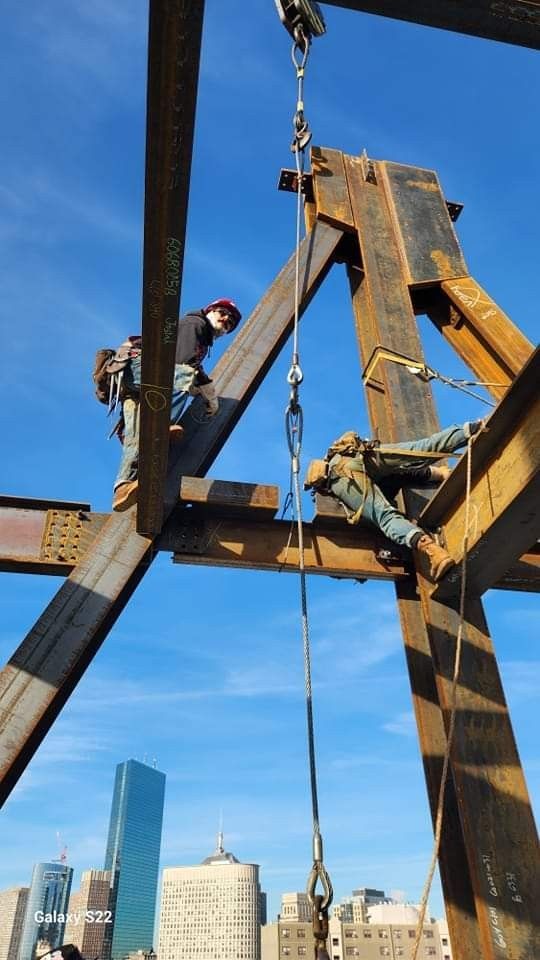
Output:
(204, 298), (242, 331)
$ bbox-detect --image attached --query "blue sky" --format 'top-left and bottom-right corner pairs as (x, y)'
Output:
(0, 0), (538, 935)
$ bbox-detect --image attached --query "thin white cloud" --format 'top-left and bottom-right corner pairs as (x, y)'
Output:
(382, 711), (416, 737)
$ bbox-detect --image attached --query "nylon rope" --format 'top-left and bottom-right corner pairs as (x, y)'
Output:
(283, 21), (333, 948)
(410, 433), (475, 960)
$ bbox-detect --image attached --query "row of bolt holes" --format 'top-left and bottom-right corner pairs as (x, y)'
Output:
(43, 514), (83, 562)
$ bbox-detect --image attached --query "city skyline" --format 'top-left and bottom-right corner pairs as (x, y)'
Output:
(1, 0), (538, 928)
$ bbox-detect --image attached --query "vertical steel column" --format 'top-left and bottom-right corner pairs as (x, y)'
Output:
(138, 0), (206, 536)
(344, 151), (539, 959)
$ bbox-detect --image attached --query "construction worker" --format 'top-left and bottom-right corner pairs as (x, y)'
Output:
(112, 299), (242, 512)
(305, 421), (484, 582)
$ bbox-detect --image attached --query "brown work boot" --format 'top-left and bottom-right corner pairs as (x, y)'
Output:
(428, 465), (451, 484)
(112, 481), (138, 512)
(414, 533), (454, 582)
(169, 424), (185, 443)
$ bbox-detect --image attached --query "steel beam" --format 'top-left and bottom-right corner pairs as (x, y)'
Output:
(1, 502), (538, 589)
(422, 346), (540, 597)
(322, 1), (540, 50)
(415, 279), (534, 400)
(0, 221), (345, 806)
(138, 0), (205, 536)
(164, 515), (407, 580)
(345, 149), (540, 959)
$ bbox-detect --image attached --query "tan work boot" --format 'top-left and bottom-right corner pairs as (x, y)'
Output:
(429, 464), (451, 484)
(112, 480), (138, 512)
(414, 533), (454, 582)
(169, 424), (185, 443)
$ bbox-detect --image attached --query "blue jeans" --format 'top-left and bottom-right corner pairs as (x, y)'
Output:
(328, 423), (472, 548)
(114, 356), (196, 490)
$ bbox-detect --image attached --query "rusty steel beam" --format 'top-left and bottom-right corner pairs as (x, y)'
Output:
(0, 221), (345, 806)
(345, 149), (540, 958)
(1, 501), (539, 589)
(0, 495), (91, 512)
(137, 0), (206, 537)
(322, 0), (540, 49)
(163, 514), (407, 580)
(422, 346), (540, 598)
(415, 279), (534, 401)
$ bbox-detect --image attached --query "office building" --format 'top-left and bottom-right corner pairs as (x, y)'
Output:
(18, 861), (73, 960)
(0, 886), (29, 960)
(63, 869), (112, 957)
(158, 832), (262, 960)
(334, 888), (392, 923)
(104, 758), (166, 959)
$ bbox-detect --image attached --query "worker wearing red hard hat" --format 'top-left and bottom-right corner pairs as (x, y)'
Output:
(111, 299), (242, 512)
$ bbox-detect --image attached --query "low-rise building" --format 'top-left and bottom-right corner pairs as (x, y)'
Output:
(0, 886), (29, 960)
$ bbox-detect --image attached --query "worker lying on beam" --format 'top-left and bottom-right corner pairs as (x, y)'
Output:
(305, 421), (484, 582)
(93, 299), (242, 512)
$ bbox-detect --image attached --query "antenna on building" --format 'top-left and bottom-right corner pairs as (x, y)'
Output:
(217, 809), (224, 854)
(143, 752), (148, 764)
(152, 757), (157, 768)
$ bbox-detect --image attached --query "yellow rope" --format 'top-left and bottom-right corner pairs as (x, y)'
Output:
(411, 434), (474, 960)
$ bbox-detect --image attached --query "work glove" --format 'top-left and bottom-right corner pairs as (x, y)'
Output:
(196, 381), (219, 416)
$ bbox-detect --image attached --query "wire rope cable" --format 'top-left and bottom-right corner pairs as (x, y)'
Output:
(280, 16), (333, 954)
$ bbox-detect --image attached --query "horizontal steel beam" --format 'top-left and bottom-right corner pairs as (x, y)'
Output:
(2, 500), (539, 590)
(163, 515), (407, 580)
(422, 345), (540, 596)
(322, 0), (540, 49)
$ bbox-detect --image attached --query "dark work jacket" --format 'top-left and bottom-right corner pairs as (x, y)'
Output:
(175, 310), (214, 385)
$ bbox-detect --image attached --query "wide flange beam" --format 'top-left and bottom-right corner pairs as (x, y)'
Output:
(138, 0), (205, 536)
(422, 345), (540, 597)
(322, 0), (540, 50)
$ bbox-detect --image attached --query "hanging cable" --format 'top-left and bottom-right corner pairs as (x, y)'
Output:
(410, 431), (477, 960)
(277, 8), (333, 956)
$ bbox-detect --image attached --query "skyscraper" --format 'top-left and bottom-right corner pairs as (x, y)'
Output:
(104, 758), (166, 959)
(18, 862), (73, 960)
(158, 832), (262, 960)
(0, 886), (29, 960)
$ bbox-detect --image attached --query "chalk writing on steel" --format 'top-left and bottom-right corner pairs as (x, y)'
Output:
(144, 389), (168, 413)
(482, 854), (508, 952)
(448, 282), (498, 321)
(165, 237), (182, 298)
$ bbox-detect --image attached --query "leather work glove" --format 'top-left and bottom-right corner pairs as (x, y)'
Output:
(196, 381), (219, 416)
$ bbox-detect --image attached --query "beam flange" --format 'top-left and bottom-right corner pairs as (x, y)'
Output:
(422, 346), (540, 597)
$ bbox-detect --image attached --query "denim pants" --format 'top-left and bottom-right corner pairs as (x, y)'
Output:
(114, 355), (196, 490)
(328, 423), (472, 548)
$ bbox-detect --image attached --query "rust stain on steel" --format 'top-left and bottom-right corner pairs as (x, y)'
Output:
(430, 249), (453, 276)
(405, 179), (438, 191)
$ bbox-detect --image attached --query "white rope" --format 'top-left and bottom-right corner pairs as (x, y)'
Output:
(411, 436), (474, 960)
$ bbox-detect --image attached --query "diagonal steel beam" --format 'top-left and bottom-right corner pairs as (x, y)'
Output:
(0, 221), (345, 806)
(322, 0), (540, 50)
(423, 345), (540, 597)
(138, 0), (206, 536)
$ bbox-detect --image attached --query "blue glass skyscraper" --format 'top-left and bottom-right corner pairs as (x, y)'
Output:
(18, 861), (73, 960)
(104, 759), (166, 959)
